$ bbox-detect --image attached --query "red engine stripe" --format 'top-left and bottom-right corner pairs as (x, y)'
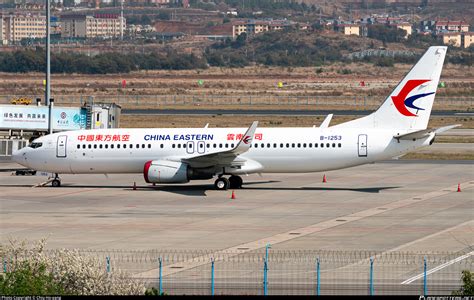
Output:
(143, 160), (153, 183)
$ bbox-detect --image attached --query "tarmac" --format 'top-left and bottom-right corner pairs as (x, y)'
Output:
(0, 160), (472, 254)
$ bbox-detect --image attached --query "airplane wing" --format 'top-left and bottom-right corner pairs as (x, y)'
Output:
(180, 121), (258, 168)
(394, 124), (461, 140)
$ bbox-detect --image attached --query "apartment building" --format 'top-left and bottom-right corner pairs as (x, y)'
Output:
(232, 19), (301, 38)
(62, 14), (125, 38)
(0, 13), (46, 44)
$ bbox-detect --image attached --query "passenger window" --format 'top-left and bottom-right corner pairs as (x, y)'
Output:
(142, 144), (145, 148)
(297, 143), (301, 148)
(338, 143), (342, 148)
(94, 144), (97, 149)
(326, 143), (330, 148)
(177, 144), (181, 149)
(231, 143), (234, 148)
(206, 144), (210, 148)
(148, 144), (151, 149)
(160, 144), (164, 148)
(280, 143), (283, 148)
(320, 143), (324, 148)
(123, 144), (126, 149)
(225, 143), (229, 148)
(129, 144), (133, 148)
(261, 143), (265, 148)
(82, 144), (86, 149)
(286, 143), (289, 148)
(273, 143), (277, 148)
(219, 143), (223, 148)
(309, 143), (312, 148)
(136, 144), (139, 148)
(254, 144), (258, 148)
(315, 143), (318, 148)
(111, 144), (114, 149)
(88, 144), (91, 149)
(292, 143), (295, 148)
(213, 144), (216, 148)
(105, 144), (108, 149)
(77, 145), (80, 149)
(332, 143), (336, 148)
(99, 144), (103, 149)
(303, 143), (307, 148)
(267, 143), (271, 148)
(117, 144), (120, 149)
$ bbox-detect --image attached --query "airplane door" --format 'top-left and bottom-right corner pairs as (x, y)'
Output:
(358, 134), (367, 157)
(57, 135), (67, 158)
(197, 141), (205, 154)
(186, 141), (194, 154)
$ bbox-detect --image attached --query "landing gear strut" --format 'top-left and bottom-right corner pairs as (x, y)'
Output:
(51, 173), (61, 187)
(214, 175), (243, 190)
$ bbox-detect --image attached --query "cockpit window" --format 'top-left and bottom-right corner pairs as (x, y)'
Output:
(29, 142), (43, 149)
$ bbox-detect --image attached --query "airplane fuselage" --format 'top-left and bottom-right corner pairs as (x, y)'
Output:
(16, 127), (432, 175)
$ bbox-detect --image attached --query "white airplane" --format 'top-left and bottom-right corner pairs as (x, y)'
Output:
(12, 46), (459, 190)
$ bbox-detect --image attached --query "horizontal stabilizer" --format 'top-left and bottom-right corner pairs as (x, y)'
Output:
(394, 124), (461, 140)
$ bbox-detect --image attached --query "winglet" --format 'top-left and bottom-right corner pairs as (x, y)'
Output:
(320, 114), (333, 128)
(232, 121), (258, 155)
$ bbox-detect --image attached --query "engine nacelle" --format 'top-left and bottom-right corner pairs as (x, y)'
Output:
(144, 160), (189, 183)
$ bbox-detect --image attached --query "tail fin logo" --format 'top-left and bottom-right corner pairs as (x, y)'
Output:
(391, 79), (435, 117)
(243, 136), (251, 144)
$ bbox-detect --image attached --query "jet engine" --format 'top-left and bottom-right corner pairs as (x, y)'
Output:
(143, 160), (215, 183)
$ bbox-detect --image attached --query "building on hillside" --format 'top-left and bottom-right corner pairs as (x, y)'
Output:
(231, 19), (303, 38)
(336, 24), (360, 36)
(393, 22), (412, 37)
(61, 13), (126, 38)
(0, 13), (46, 44)
(435, 20), (469, 34)
(464, 32), (474, 48)
(441, 32), (462, 47)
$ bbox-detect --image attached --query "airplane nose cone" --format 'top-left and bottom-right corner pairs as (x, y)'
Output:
(11, 149), (27, 166)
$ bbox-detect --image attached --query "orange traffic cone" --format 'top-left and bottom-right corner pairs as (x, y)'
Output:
(231, 190), (236, 199)
(133, 182), (137, 190)
(322, 174), (327, 183)
(457, 183), (461, 192)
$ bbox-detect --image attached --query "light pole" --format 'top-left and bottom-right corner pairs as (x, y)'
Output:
(45, 0), (52, 134)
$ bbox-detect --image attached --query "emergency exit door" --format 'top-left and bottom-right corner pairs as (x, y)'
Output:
(358, 134), (367, 157)
(57, 135), (67, 158)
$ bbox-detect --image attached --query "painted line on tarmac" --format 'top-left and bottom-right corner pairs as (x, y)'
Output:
(401, 251), (474, 285)
(133, 181), (473, 280)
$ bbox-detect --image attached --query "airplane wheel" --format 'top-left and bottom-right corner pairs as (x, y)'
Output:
(229, 175), (243, 189)
(214, 177), (230, 190)
(51, 179), (61, 187)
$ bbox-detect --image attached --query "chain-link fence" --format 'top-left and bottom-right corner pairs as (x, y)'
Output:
(4, 249), (467, 295)
(0, 94), (472, 110)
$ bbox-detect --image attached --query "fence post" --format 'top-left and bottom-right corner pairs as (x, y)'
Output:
(369, 257), (374, 296)
(263, 243), (271, 296)
(316, 258), (320, 296)
(159, 257), (163, 295)
(3, 259), (7, 273)
(211, 258), (215, 296)
(423, 257), (427, 296)
(106, 256), (110, 273)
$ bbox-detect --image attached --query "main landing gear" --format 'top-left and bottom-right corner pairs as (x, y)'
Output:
(51, 173), (61, 187)
(214, 175), (243, 190)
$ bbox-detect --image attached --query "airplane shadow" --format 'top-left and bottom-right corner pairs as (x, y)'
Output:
(0, 181), (399, 196)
